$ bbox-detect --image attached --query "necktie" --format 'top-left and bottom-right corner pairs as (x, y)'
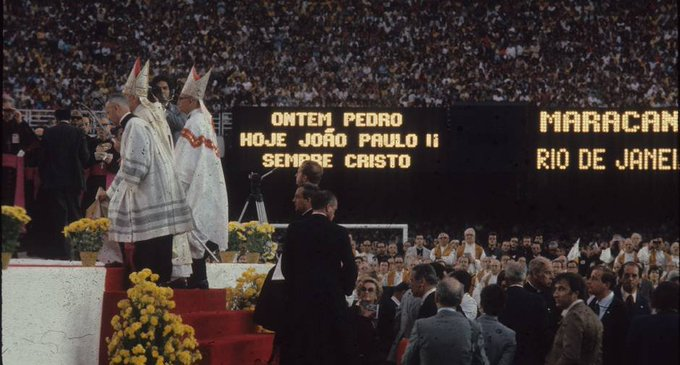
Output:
(625, 294), (635, 310)
(417, 248), (423, 256)
(589, 299), (600, 316)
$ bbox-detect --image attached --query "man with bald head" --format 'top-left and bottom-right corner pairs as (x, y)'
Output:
(403, 277), (488, 365)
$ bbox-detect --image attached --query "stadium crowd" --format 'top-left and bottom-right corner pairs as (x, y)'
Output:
(343, 229), (678, 364)
(3, 1), (678, 110)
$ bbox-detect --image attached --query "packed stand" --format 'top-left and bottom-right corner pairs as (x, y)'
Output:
(3, 1), (677, 110)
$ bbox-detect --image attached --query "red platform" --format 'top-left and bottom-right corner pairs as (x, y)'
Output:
(98, 268), (272, 365)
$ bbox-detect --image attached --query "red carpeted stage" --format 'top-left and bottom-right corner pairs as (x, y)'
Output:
(1, 261), (274, 365)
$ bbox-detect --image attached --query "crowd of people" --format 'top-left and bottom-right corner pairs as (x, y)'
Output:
(3, 1), (677, 109)
(339, 230), (679, 364)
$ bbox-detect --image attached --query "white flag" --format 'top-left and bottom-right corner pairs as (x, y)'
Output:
(599, 247), (613, 264)
(567, 238), (580, 261)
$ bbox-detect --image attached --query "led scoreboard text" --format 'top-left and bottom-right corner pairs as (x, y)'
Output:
(536, 110), (679, 171)
(237, 111), (441, 169)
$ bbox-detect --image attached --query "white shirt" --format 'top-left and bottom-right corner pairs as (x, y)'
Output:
(438, 307), (457, 315)
(587, 291), (614, 320)
(423, 287), (437, 301)
(621, 288), (638, 304)
(460, 293), (478, 320)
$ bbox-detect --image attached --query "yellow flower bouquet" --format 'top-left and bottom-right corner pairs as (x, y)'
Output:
(227, 221), (276, 257)
(225, 268), (266, 311)
(63, 217), (110, 252)
(2, 205), (31, 253)
(107, 269), (202, 365)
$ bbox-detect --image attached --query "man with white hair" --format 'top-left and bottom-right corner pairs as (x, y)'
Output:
(457, 227), (486, 273)
(100, 58), (193, 285)
(174, 66), (229, 289)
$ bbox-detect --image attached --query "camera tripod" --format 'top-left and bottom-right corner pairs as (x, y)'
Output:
(237, 168), (277, 223)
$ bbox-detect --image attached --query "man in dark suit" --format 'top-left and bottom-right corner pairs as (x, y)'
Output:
(498, 261), (551, 365)
(280, 190), (357, 365)
(525, 257), (559, 344)
(625, 281), (679, 365)
(614, 262), (651, 320)
(377, 281), (409, 360)
(410, 264), (439, 319)
(586, 265), (628, 365)
(38, 108), (90, 259)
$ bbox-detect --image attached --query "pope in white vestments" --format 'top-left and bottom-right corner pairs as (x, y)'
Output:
(173, 66), (229, 288)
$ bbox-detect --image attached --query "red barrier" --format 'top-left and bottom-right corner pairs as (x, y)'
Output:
(2, 153), (25, 207)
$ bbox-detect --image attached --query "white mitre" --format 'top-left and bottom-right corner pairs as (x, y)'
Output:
(180, 66), (212, 100)
(122, 58), (150, 98)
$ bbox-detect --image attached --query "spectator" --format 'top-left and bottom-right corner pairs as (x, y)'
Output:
(498, 261), (550, 365)
(546, 272), (603, 365)
(402, 277), (487, 365)
(477, 284), (516, 365)
(638, 237), (672, 269)
(4, 3), (676, 109)
(458, 228), (486, 264)
(525, 256), (559, 340)
(615, 262), (652, 320)
(384, 255), (409, 287)
(566, 260), (579, 274)
(625, 281), (679, 365)
(376, 281), (409, 361)
(586, 265), (628, 365)
(406, 234), (431, 260)
(430, 232), (456, 265)
(410, 264), (439, 319)
(387, 286), (421, 363)
(485, 232), (502, 259)
(351, 277), (383, 365)
(449, 269), (479, 320)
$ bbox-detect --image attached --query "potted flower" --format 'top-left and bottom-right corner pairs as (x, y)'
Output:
(63, 217), (110, 266)
(225, 221), (276, 263)
(1, 205), (31, 269)
(107, 269), (202, 364)
(225, 268), (267, 311)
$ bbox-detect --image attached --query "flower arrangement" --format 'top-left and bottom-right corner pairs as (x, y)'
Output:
(107, 269), (202, 365)
(227, 221), (276, 255)
(261, 242), (278, 263)
(62, 217), (110, 252)
(225, 268), (266, 311)
(2, 205), (31, 253)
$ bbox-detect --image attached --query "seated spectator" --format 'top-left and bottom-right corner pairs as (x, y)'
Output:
(477, 284), (516, 365)
(625, 281), (679, 365)
(566, 260), (579, 274)
(402, 277), (487, 365)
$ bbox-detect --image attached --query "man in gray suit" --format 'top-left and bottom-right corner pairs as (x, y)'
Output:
(477, 284), (516, 365)
(406, 234), (432, 260)
(402, 277), (488, 365)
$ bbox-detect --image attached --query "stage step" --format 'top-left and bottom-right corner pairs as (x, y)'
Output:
(183, 310), (258, 341)
(199, 334), (274, 365)
(99, 289), (226, 364)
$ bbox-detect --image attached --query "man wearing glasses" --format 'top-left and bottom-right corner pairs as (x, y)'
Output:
(430, 232), (456, 265)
